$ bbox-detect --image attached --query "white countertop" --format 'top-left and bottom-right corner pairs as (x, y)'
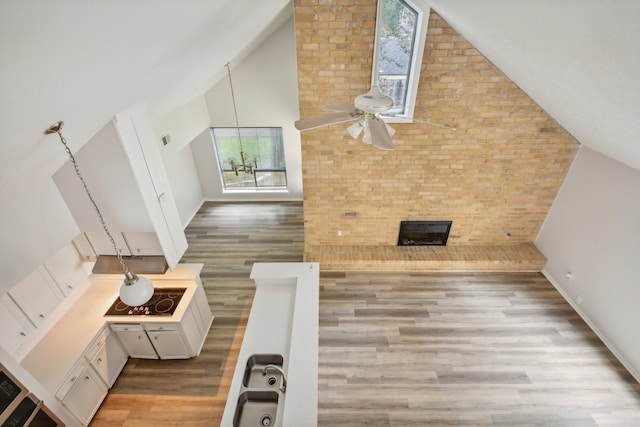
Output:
(20, 264), (203, 392)
(221, 262), (319, 427)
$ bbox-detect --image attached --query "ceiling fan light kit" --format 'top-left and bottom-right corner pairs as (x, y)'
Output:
(295, 84), (398, 150)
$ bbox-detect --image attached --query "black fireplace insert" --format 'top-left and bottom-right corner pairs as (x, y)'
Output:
(397, 221), (452, 246)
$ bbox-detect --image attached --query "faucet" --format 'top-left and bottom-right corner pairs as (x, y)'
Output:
(262, 364), (287, 393)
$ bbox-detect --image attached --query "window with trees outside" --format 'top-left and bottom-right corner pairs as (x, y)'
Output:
(374, 0), (427, 120)
(211, 127), (287, 190)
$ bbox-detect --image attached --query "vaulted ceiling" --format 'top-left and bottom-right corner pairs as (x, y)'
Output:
(1, 0), (638, 199)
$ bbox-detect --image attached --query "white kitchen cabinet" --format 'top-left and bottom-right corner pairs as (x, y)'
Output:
(43, 241), (92, 296)
(190, 283), (215, 339)
(122, 232), (164, 256)
(0, 294), (33, 356)
(109, 324), (158, 359)
(9, 266), (63, 327)
(145, 325), (191, 359)
(84, 231), (131, 257)
(85, 327), (128, 387)
(58, 363), (107, 426)
(114, 106), (188, 269)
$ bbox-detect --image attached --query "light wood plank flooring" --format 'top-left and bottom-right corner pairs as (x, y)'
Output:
(90, 202), (640, 426)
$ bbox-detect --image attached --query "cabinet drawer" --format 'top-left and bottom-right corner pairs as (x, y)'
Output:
(84, 327), (110, 361)
(110, 323), (144, 332)
(143, 323), (179, 331)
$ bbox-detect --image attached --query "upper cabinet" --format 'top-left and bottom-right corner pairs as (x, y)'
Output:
(8, 265), (64, 328)
(0, 178), (80, 295)
(53, 105), (187, 269)
(43, 241), (92, 296)
(114, 105), (188, 268)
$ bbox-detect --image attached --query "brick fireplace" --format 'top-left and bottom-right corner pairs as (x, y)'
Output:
(295, 2), (577, 270)
(397, 221), (452, 246)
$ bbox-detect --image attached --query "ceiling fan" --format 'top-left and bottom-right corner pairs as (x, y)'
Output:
(294, 85), (398, 150)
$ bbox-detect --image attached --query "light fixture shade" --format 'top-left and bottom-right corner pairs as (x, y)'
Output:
(385, 123), (396, 137)
(347, 120), (364, 139)
(119, 274), (154, 306)
(362, 127), (372, 145)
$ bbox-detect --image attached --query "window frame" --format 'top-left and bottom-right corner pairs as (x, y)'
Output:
(372, 0), (430, 123)
(210, 126), (288, 192)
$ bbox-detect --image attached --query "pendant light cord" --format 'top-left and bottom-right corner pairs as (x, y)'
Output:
(51, 126), (132, 278)
(225, 62), (248, 171)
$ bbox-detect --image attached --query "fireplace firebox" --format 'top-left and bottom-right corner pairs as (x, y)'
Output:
(397, 221), (452, 246)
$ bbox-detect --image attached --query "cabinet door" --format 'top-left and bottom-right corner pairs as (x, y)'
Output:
(9, 266), (62, 327)
(191, 284), (214, 335)
(0, 294), (33, 355)
(62, 365), (107, 426)
(122, 232), (164, 256)
(91, 333), (128, 387)
(43, 241), (91, 296)
(114, 107), (188, 269)
(146, 329), (190, 359)
(110, 324), (158, 359)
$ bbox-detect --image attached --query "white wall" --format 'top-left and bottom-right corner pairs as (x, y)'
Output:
(537, 146), (640, 381)
(201, 16), (303, 201)
(0, 178), (79, 293)
(53, 122), (152, 232)
(153, 96), (209, 226)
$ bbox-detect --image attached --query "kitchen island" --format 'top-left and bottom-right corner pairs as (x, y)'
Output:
(221, 262), (319, 427)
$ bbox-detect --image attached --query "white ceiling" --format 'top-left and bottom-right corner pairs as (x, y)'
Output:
(1, 0), (639, 201)
(0, 0), (291, 197)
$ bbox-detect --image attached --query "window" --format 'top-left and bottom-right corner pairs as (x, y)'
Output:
(373, 0), (428, 120)
(211, 127), (287, 190)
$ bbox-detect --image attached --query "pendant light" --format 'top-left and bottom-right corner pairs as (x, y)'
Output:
(45, 121), (154, 306)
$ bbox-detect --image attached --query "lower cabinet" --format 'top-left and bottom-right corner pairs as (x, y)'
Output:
(146, 326), (190, 359)
(110, 323), (192, 359)
(57, 363), (107, 426)
(56, 326), (128, 426)
(109, 324), (158, 359)
(89, 329), (128, 387)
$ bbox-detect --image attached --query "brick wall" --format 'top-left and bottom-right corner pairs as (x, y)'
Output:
(294, 1), (578, 249)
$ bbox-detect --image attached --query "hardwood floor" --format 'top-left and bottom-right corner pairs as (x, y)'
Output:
(90, 202), (640, 426)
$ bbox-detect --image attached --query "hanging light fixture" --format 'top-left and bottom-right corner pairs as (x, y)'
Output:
(45, 121), (154, 306)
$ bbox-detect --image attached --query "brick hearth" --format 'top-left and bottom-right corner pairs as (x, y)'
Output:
(304, 243), (546, 272)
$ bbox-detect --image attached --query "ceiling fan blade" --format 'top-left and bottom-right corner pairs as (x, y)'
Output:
(294, 110), (360, 131)
(322, 103), (356, 112)
(366, 115), (394, 150)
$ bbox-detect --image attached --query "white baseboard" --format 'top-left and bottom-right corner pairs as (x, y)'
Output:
(542, 269), (640, 384)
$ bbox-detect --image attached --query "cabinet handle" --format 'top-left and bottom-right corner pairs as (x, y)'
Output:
(84, 376), (90, 380)
(158, 192), (167, 202)
(98, 358), (103, 363)
(39, 314), (45, 318)
(20, 332), (26, 337)
(67, 285), (73, 289)
(71, 376), (77, 382)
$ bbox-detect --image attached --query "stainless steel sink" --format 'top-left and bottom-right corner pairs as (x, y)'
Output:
(242, 354), (284, 390)
(233, 390), (279, 427)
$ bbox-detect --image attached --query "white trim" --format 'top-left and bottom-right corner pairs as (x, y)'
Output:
(373, 0), (430, 123)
